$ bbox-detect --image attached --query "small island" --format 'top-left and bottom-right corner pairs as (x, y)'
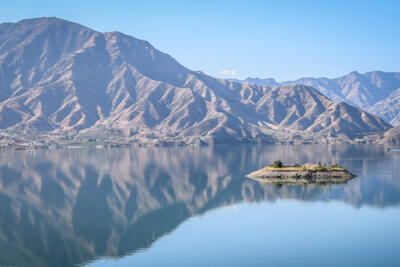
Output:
(247, 160), (356, 184)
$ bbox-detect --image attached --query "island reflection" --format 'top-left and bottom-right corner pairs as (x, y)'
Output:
(0, 144), (399, 267)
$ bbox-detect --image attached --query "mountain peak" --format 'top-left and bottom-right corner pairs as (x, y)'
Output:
(0, 17), (95, 37)
(0, 17), (393, 144)
(15, 16), (85, 26)
(348, 70), (361, 77)
(18, 16), (62, 22)
(238, 77), (279, 87)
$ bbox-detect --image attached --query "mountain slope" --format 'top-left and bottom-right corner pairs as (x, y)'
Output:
(367, 88), (400, 125)
(280, 77), (345, 102)
(0, 17), (392, 143)
(333, 71), (400, 109)
(236, 71), (400, 125)
(284, 71), (400, 109)
(383, 126), (400, 144)
(254, 85), (390, 139)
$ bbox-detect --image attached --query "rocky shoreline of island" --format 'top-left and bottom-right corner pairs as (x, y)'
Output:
(247, 161), (356, 184)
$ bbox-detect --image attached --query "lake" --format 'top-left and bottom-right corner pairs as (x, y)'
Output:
(0, 144), (399, 267)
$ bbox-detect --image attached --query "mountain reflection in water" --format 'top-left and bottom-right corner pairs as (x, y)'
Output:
(0, 144), (399, 267)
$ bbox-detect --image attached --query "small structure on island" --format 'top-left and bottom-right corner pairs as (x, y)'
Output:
(247, 161), (356, 184)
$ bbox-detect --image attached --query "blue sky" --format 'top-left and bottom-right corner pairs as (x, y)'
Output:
(1, 0), (399, 81)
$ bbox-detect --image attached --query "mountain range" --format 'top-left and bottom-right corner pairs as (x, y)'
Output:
(233, 71), (400, 126)
(0, 17), (396, 144)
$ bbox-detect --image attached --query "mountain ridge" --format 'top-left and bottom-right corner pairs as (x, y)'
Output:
(234, 70), (400, 126)
(0, 17), (393, 145)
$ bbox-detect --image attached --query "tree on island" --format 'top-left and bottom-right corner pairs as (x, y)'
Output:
(271, 160), (284, 168)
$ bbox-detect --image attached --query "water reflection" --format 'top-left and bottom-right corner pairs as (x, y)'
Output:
(0, 144), (399, 267)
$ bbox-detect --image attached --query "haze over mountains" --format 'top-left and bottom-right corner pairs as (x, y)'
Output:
(234, 71), (400, 126)
(0, 17), (395, 144)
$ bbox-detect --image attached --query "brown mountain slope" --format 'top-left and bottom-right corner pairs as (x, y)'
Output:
(367, 88), (400, 125)
(237, 71), (400, 126)
(0, 17), (392, 143)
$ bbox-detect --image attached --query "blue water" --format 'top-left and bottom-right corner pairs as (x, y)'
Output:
(88, 202), (400, 267)
(0, 144), (399, 266)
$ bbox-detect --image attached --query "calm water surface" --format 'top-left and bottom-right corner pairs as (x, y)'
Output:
(0, 144), (399, 267)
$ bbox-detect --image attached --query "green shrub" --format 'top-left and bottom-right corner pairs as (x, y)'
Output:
(270, 160), (284, 168)
(315, 166), (328, 171)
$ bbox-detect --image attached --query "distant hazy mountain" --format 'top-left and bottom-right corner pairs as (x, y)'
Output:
(235, 71), (400, 125)
(0, 17), (392, 143)
(254, 85), (390, 139)
(368, 88), (400, 125)
(229, 77), (279, 87)
(383, 126), (400, 144)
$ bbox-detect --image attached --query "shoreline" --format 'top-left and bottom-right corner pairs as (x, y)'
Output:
(247, 165), (357, 184)
(0, 135), (397, 151)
